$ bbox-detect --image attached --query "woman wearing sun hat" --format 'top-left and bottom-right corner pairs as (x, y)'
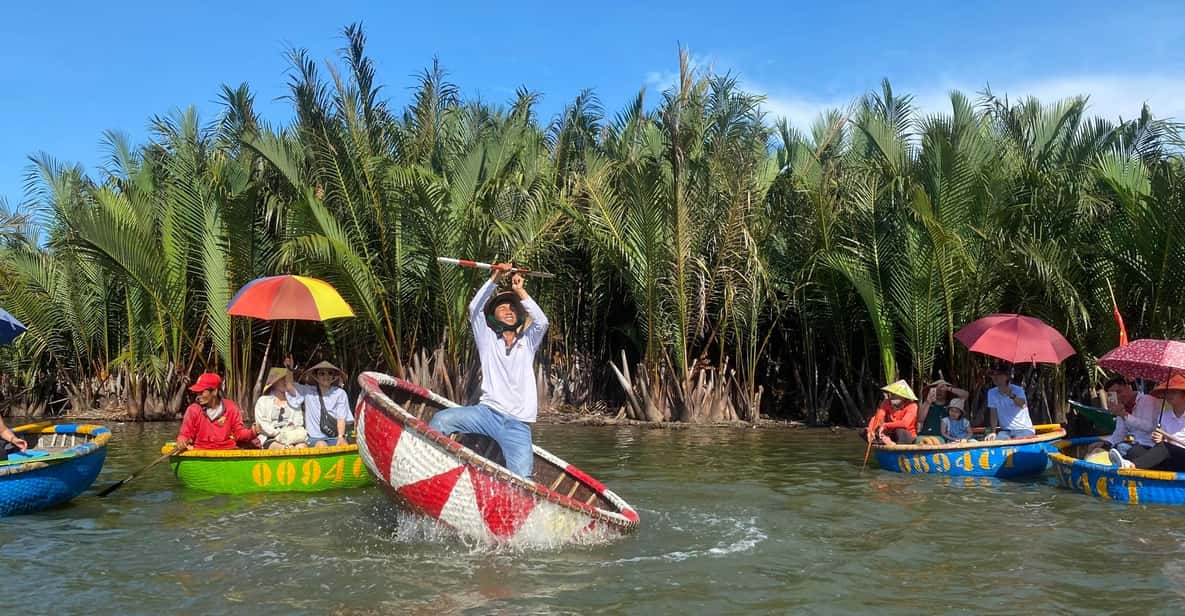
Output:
(254, 367), (309, 449)
(866, 380), (919, 445)
(1111, 374), (1185, 471)
(295, 360), (353, 447)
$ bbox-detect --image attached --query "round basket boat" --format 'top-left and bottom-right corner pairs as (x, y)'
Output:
(161, 443), (370, 494)
(872, 424), (1066, 478)
(0, 423), (111, 516)
(355, 371), (640, 548)
(1049, 437), (1185, 505)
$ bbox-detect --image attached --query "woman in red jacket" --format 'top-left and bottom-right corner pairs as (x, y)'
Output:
(866, 380), (919, 445)
(175, 373), (257, 451)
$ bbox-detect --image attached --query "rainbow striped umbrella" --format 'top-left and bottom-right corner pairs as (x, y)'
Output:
(227, 275), (354, 321)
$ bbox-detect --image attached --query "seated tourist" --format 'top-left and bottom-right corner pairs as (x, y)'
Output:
(175, 372), (257, 451)
(866, 380), (919, 445)
(296, 360), (352, 447)
(940, 398), (973, 442)
(1111, 375), (1185, 472)
(917, 379), (970, 443)
(1086, 376), (1158, 458)
(254, 368), (309, 449)
(985, 363), (1035, 440)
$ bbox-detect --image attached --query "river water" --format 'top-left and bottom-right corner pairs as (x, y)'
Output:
(2, 422), (1185, 614)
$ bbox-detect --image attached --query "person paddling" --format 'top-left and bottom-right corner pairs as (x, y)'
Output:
(175, 373), (257, 451)
(866, 380), (919, 445)
(429, 262), (549, 478)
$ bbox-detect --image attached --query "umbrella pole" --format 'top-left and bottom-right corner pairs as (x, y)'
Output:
(252, 326), (275, 405)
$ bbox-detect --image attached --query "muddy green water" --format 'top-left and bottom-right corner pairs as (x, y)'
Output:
(2, 422), (1185, 614)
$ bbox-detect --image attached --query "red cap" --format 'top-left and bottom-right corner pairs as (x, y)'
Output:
(188, 373), (222, 392)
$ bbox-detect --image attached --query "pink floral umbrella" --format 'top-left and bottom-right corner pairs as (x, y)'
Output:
(1097, 339), (1185, 382)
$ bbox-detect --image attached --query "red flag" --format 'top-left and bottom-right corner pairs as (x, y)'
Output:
(1107, 280), (1129, 346)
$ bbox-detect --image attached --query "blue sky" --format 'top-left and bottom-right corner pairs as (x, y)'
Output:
(2, 0), (1183, 206)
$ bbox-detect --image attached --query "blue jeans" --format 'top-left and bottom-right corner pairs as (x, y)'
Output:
(429, 404), (534, 478)
(996, 428), (1036, 440)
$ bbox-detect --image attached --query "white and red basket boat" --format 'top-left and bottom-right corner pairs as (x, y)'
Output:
(355, 371), (640, 547)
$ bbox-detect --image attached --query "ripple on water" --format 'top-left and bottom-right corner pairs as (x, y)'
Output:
(6, 422), (1185, 614)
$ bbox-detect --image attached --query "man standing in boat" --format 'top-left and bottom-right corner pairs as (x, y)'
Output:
(429, 263), (549, 478)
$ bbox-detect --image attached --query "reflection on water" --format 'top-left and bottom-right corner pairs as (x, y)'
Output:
(2, 422), (1185, 613)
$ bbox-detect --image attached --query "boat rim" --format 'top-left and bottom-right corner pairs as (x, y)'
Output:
(1049, 437), (1185, 482)
(161, 443), (358, 458)
(873, 424), (1065, 453)
(357, 370), (640, 530)
(0, 423), (111, 471)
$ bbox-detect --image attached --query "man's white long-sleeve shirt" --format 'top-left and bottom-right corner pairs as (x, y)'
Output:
(470, 279), (549, 422)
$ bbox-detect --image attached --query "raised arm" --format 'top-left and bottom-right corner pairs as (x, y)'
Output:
(469, 278), (499, 327)
(511, 274), (549, 349)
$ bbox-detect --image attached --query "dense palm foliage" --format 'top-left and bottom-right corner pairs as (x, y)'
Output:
(2, 25), (1183, 423)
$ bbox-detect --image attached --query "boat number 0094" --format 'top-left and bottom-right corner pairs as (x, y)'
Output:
(250, 457), (367, 487)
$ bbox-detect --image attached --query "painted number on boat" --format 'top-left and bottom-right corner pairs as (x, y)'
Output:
(1059, 465), (1142, 503)
(250, 457), (367, 488)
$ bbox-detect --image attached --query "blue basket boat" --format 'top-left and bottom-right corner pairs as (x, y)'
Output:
(0, 423), (111, 516)
(1049, 436), (1185, 505)
(872, 424), (1066, 478)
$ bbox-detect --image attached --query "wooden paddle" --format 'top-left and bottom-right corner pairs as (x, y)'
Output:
(861, 416), (882, 473)
(97, 449), (180, 497)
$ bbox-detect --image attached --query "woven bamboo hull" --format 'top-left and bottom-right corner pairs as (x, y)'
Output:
(872, 425), (1066, 478)
(0, 424), (110, 516)
(162, 444), (371, 494)
(355, 371), (640, 547)
(1050, 437), (1185, 505)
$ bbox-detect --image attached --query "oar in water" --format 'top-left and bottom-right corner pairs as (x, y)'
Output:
(861, 417), (882, 473)
(97, 449), (180, 497)
(436, 257), (555, 279)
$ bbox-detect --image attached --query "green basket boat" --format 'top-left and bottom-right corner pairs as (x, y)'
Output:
(161, 443), (371, 494)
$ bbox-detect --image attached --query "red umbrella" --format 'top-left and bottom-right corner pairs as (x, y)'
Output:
(1097, 339), (1185, 381)
(954, 313), (1075, 364)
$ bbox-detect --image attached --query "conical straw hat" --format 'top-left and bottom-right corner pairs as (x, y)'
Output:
(881, 379), (918, 401)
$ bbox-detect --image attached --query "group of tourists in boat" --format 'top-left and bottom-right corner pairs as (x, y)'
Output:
(172, 263), (548, 480)
(173, 360), (354, 453)
(1082, 375), (1185, 473)
(864, 362), (1037, 446)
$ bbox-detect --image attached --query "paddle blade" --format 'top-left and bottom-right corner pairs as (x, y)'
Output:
(97, 450), (175, 497)
(96, 478), (129, 498)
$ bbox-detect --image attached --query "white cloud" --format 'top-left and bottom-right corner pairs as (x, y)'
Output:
(752, 74), (1185, 133)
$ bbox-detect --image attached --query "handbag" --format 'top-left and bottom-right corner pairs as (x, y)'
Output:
(317, 388), (339, 438)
